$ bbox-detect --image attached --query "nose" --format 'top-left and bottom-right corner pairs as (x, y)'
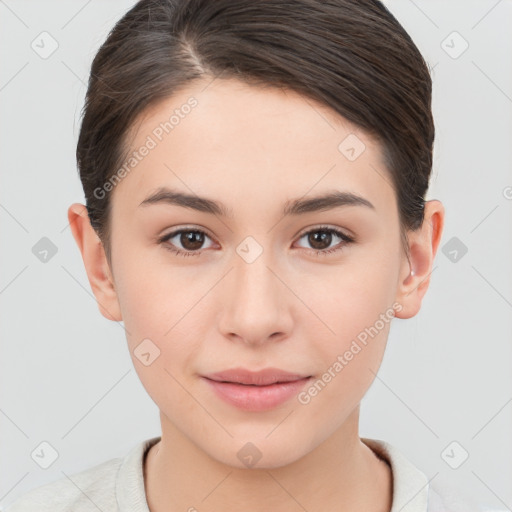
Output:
(217, 246), (293, 346)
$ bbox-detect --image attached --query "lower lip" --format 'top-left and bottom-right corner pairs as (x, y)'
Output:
(202, 376), (312, 411)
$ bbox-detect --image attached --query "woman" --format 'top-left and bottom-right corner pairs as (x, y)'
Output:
(7, 0), (452, 510)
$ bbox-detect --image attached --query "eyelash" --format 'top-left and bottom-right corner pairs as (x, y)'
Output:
(158, 225), (355, 258)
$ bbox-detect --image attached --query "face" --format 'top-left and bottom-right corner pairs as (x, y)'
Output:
(92, 78), (414, 468)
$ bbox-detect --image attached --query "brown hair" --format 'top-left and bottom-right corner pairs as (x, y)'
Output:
(76, 0), (434, 267)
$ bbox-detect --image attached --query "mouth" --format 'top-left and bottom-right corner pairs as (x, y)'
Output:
(203, 367), (312, 386)
(201, 367), (312, 411)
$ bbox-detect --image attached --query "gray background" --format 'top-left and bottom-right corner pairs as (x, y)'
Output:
(1, 0), (511, 510)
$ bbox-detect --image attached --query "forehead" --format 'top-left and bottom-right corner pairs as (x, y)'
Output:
(111, 77), (395, 217)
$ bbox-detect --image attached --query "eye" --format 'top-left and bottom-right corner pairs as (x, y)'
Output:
(158, 225), (354, 258)
(294, 226), (355, 256)
(158, 227), (215, 257)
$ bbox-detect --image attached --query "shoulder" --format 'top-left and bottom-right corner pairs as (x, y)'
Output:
(360, 437), (476, 512)
(3, 436), (160, 512)
(3, 456), (122, 512)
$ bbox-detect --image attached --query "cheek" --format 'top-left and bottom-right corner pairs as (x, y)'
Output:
(299, 287), (394, 412)
(112, 251), (199, 358)
(113, 260), (205, 407)
(305, 250), (399, 374)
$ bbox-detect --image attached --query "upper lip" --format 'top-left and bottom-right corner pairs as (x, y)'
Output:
(203, 367), (311, 386)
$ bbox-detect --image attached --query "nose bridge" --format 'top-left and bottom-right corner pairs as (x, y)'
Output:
(235, 243), (276, 298)
(219, 236), (291, 343)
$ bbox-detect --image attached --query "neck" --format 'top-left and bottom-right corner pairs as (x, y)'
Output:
(144, 408), (393, 512)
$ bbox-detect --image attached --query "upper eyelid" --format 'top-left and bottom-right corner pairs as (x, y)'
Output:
(162, 225), (215, 239)
(296, 224), (350, 238)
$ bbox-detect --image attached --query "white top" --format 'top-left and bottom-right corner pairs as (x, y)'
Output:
(4, 436), (454, 511)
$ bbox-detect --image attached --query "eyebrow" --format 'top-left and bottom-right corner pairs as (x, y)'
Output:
(139, 186), (375, 217)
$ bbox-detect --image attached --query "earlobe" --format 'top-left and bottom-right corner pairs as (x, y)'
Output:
(394, 200), (445, 320)
(67, 203), (122, 322)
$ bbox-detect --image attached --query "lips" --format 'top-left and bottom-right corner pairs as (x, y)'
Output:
(203, 367), (311, 386)
(202, 368), (313, 411)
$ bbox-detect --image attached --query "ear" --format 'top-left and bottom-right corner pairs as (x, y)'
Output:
(394, 199), (445, 319)
(67, 203), (122, 322)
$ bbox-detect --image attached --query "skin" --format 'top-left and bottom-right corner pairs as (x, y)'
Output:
(68, 77), (444, 512)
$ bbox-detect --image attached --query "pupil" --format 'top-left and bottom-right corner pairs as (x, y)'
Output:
(309, 230), (331, 250)
(181, 231), (204, 250)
